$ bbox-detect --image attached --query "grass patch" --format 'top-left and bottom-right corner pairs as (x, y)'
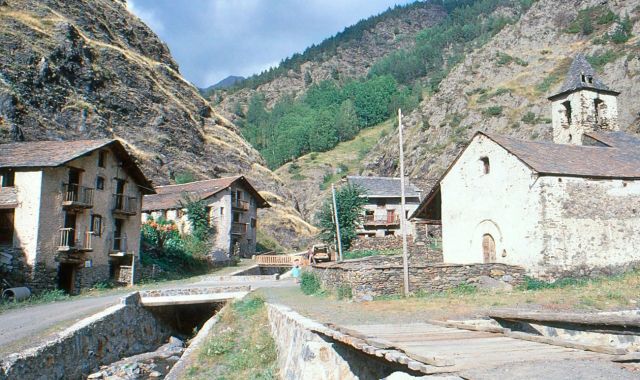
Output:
(343, 248), (401, 260)
(188, 295), (277, 380)
(483, 106), (503, 117)
(587, 50), (623, 71)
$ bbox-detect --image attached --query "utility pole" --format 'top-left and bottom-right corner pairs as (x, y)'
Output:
(398, 109), (410, 296)
(331, 183), (343, 261)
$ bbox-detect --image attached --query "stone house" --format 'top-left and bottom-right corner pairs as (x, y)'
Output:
(0, 139), (154, 293)
(346, 176), (421, 238)
(410, 54), (640, 279)
(141, 176), (270, 259)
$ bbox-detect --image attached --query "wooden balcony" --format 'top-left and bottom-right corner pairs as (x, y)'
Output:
(231, 222), (247, 235)
(57, 228), (93, 252)
(113, 194), (137, 216)
(62, 184), (94, 209)
(362, 214), (401, 227)
(232, 200), (250, 211)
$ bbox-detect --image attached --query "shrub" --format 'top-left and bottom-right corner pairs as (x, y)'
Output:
(174, 171), (195, 184)
(483, 106), (503, 117)
(521, 111), (537, 124)
(300, 272), (322, 295)
(587, 50), (621, 70)
(336, 284), (353, 300)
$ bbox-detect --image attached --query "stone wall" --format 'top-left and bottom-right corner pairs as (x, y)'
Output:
(138, 285), (250, 298)
(267, 303), (414, 380)
(348, 236), (443, 264)
(312, 255), (525, 298)
(0, 293), (173, 380)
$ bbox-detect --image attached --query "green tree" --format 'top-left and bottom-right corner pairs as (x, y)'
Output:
(335, 99), (359, 141)
(316, 184), (368, 250)
(179, 193), (212, 241)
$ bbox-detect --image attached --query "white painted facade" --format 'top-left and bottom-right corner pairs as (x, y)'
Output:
(440, 134), (640, 278)
(358, 199), (419, 237)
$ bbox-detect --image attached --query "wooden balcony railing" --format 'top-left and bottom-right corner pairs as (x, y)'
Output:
(62, 184), (94, 209)
(255, 255), (295, 266)
(231, 222), (247, 235)
(362, 214), (401, 226)
(232, 200), (250, 211)
(113, 194), (137, 215)
(58, 228), (93, 252)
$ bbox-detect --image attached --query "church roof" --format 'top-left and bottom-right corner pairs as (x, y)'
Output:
(346, 176), (422, 199)
(485, 133), (640, 179)
(549, 54), (620, 99)
(584, 130), (640, 149)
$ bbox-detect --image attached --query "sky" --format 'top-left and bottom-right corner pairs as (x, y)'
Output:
(127, 0), (415, 88)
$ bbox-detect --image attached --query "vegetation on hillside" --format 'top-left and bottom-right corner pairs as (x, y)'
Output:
(316, 184), (368, 250)
(242, 75), (419, 168)
(370, 0), (535, 90)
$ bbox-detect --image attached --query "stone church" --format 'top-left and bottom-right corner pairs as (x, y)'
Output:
(411, 54), (640, 279)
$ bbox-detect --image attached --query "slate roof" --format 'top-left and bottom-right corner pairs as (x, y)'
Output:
(584, 131), (640, 149)
(485, 133), (640, 179)
(143, 176), (270, 211)
(0, 139), (155, 194)
(0, 187), (17, 209)
(549, 54), (619, 99)
(0, 139), (113, 168)
(346, 176), (422, 199)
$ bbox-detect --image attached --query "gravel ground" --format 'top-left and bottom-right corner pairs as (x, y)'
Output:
(462, 359), (639, 380)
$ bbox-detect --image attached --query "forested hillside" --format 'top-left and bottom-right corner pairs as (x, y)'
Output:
(228, 0), (534, 169)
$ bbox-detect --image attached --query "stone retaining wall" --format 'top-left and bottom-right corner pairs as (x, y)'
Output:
(267, 303), (413, 380)
(0, 293), (173, 380)
(138, 285), (251, 298)
(348, 236), (443, 264)
(312, 255), (525, 298)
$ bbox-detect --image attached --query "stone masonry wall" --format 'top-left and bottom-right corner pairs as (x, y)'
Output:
(0, 293), (173, 380)
(349, 236), (443, 264)
(312, 255), (525, 298)
(267, 304), (411, 380)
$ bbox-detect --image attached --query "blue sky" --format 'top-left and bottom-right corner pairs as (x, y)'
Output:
(127, 0), (415, 87)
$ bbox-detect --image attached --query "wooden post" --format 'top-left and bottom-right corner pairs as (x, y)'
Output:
(331, 183), (343, 261)
(130, 253), (136, 287)
(398, 109), (410, 296)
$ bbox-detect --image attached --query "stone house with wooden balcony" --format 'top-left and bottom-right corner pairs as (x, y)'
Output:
(410, 55), (640, 279)
(141, 176), (270, 259)
(0, 139), (154, 293)
(346, 176), (422, 238)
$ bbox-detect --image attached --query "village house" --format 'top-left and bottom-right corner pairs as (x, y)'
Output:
(411, 54), (640, 279)
(0, 139), (154, 293)
(346, 176), (422, 238)
(141, 176), (270, 259)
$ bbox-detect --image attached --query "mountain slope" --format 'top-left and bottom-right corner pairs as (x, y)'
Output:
(201, 75), (245, 93)
(0, 0), (315, 249)
(363, 0), (640, 189)
(212, 2), (446, 119)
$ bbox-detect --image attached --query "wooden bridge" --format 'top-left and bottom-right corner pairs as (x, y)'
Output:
(315, 320), (635, 377)
(254, 253), (307, 267)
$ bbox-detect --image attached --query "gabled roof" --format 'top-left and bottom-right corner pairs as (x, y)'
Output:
(143, 175), (270, 211)
(549, 54), (620, 99)
(486, 133), (640, 179)
(0, 139), (154, 194)
(410, 131), (640, 219)
(584, 130), (640, 149)
(346, 176), (421, 199)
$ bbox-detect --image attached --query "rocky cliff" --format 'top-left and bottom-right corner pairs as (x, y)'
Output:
(363, 0), (640, 189)
(0, 0), (315, 248)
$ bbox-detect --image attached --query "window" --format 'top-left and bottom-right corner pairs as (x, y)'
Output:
(594, 98), (604, 123)
(480, 157), (490, 174)
(251, 218), (256, 228)
(90, 215), (103, 237)
(96, 176), (105, 190)
(1, 171), (15, 187)
(562, 101), (572, 125)
(0, 210), (14, 245)
(98, 151), (106, 168)
(233, 211), (241, 223)
(220, 207), (224, 216)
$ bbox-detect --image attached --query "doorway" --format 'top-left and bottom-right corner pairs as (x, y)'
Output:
(114, 179), (125, 210)
(64, 212), (76, 247)
(113, 218), (124, 251)
(386, 209), (396, 223)
(482, 234), (496, 263)
(58, 263), (76, 294)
